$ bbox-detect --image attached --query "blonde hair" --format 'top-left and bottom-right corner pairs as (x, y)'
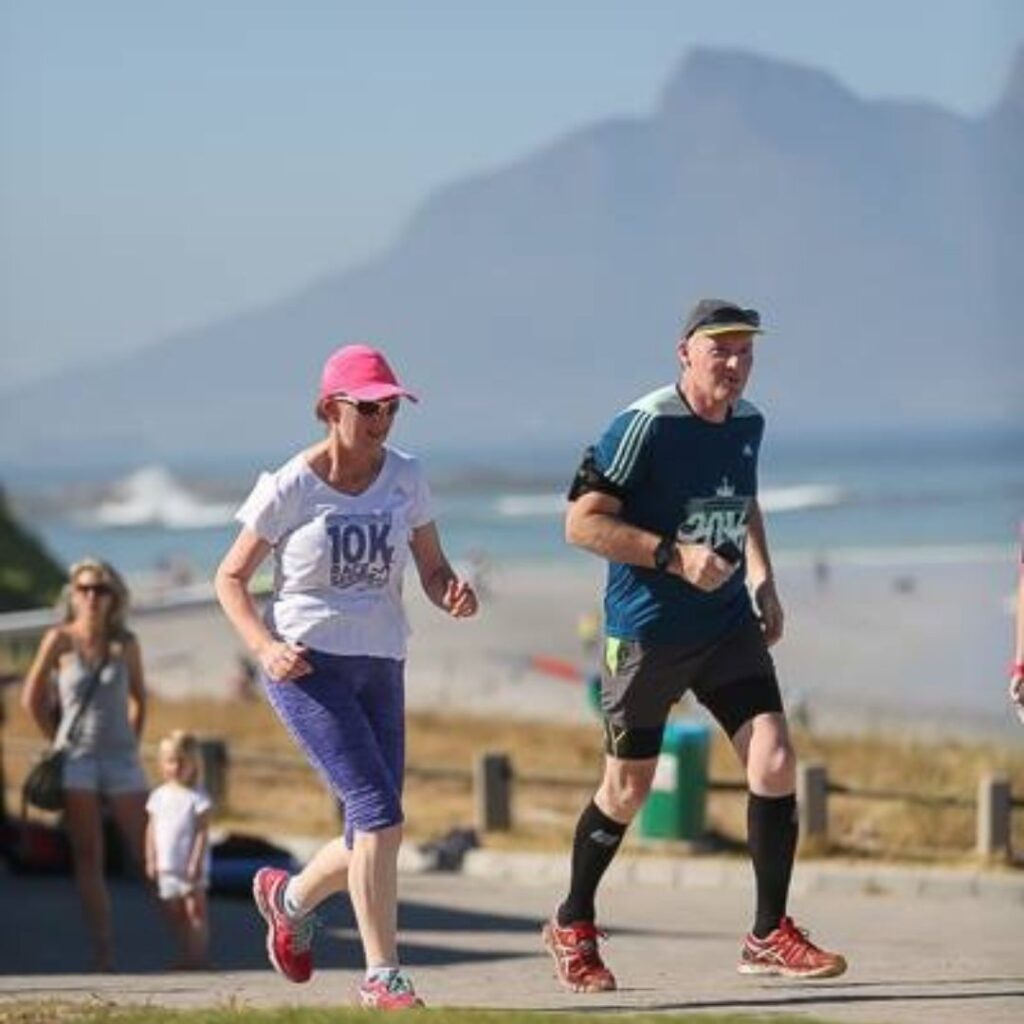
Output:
(58, 557), (131, 639)
(159, 729), (203, 788)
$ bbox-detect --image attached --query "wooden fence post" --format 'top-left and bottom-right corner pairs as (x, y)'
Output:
(797, 761), (828, 842)
(475, 751), (512, 832)
(976, 774), (1011, 858)
(197, 737), (229, 810)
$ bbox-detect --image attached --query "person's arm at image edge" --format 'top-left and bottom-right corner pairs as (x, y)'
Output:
(1011, 565), (1024, 706)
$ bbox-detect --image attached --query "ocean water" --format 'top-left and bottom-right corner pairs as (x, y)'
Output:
(8, 430), (1023, 579)
(6, 432), (1020, 737)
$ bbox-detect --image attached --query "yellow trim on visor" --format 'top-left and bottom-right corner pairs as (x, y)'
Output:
(697, 323), (764, 337)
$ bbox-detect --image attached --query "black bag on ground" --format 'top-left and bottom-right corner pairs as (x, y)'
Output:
(22, 749), (66, 812)
(209, 831), (301, 896)
(0, 817), (72, 875)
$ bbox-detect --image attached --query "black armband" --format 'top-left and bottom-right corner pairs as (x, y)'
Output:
(567, 446), (627, 501)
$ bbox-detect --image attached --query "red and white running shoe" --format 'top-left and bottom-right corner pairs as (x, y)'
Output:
(541, 918), (617, 992)
(252, 867), (316, 983)
(738, 916), (847, 978)
(357, 970), (424, 1009)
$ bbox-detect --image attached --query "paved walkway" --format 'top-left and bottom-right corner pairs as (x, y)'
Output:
(2, 854), (1022, 1022)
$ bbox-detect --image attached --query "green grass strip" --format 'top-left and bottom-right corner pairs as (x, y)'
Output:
(0, 1001), (848, 1024)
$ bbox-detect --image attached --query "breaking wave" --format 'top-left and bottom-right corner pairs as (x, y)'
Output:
(76, 465), (235, 530)
(494, 483), (849, 518)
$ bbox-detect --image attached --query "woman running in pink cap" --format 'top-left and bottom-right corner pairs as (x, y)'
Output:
(215, 343), (478, 1009)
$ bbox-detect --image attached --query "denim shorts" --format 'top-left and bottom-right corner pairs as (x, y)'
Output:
(63, 748), (148, 795)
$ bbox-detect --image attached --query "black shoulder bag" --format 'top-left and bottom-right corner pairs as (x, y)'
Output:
(22, 657), (108, 813)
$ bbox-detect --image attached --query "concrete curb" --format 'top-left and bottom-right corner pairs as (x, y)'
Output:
(461, 848), (1024, 903)
(273, 833), (1024, 904)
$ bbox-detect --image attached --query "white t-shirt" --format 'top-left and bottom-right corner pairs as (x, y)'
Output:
(146, 782), (212, 878)
(236, 448), (434, 659)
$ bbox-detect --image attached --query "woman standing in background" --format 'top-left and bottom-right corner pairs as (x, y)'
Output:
(21, 558), (149, 971)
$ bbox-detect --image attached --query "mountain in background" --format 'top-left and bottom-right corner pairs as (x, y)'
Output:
(2, 46), (1021, 472)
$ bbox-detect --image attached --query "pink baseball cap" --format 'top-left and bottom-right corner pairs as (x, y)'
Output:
(318, 344), (418, 404)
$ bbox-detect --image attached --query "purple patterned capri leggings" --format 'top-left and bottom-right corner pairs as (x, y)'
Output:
(261, 649), (405, 849)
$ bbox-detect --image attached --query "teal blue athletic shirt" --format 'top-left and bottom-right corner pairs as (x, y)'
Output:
(591, 384), (765, 646)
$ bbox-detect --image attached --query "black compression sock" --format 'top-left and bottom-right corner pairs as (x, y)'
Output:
(747, 792), (798, 938)
(557, 800), (628, 926)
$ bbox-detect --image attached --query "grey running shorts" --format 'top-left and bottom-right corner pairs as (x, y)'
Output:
(601, 616), (783, 758)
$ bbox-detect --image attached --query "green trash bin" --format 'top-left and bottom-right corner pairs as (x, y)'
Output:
(639, 720), (711, 840)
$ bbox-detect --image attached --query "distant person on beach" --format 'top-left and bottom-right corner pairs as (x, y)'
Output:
(1010, 525), (1024, 723)
(464, 547), (493, 601)
(543, 298), (846, 994)
(813, 552), (830, 591)
(155, 552), (196, 589)
(577, 608), (601, 659)
(21, 557), (149, 972)
(214, 343), (478, 1010)
(145, 729), (212, 969)
(226, 651), (259, 702)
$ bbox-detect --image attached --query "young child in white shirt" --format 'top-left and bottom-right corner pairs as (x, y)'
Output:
(145, 730), (212, 969)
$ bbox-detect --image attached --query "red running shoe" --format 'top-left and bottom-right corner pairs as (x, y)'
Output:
(252, 867), (315, 983)
(541, 918), (617, 992)
(738, 916), (847, 979)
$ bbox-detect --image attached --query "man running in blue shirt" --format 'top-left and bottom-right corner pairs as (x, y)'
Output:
(543, 298), (847, 992)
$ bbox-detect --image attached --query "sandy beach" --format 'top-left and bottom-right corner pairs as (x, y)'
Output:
(125, 550), (1019, 740)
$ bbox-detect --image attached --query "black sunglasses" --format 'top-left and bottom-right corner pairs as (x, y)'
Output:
(75, 583), (113, 597)
(338, 396), (400, 417)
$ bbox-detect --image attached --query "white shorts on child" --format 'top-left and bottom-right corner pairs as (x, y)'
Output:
(157, 872), (209, 900)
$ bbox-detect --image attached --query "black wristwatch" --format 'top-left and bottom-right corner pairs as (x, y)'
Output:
(653, 534), (676, 573)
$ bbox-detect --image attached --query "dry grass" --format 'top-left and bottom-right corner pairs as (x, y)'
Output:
(790, 730), (1024, 862)
(3, 689), (1023, 863)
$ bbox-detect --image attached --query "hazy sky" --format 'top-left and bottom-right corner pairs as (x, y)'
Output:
(2, 0), (1022, 390)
